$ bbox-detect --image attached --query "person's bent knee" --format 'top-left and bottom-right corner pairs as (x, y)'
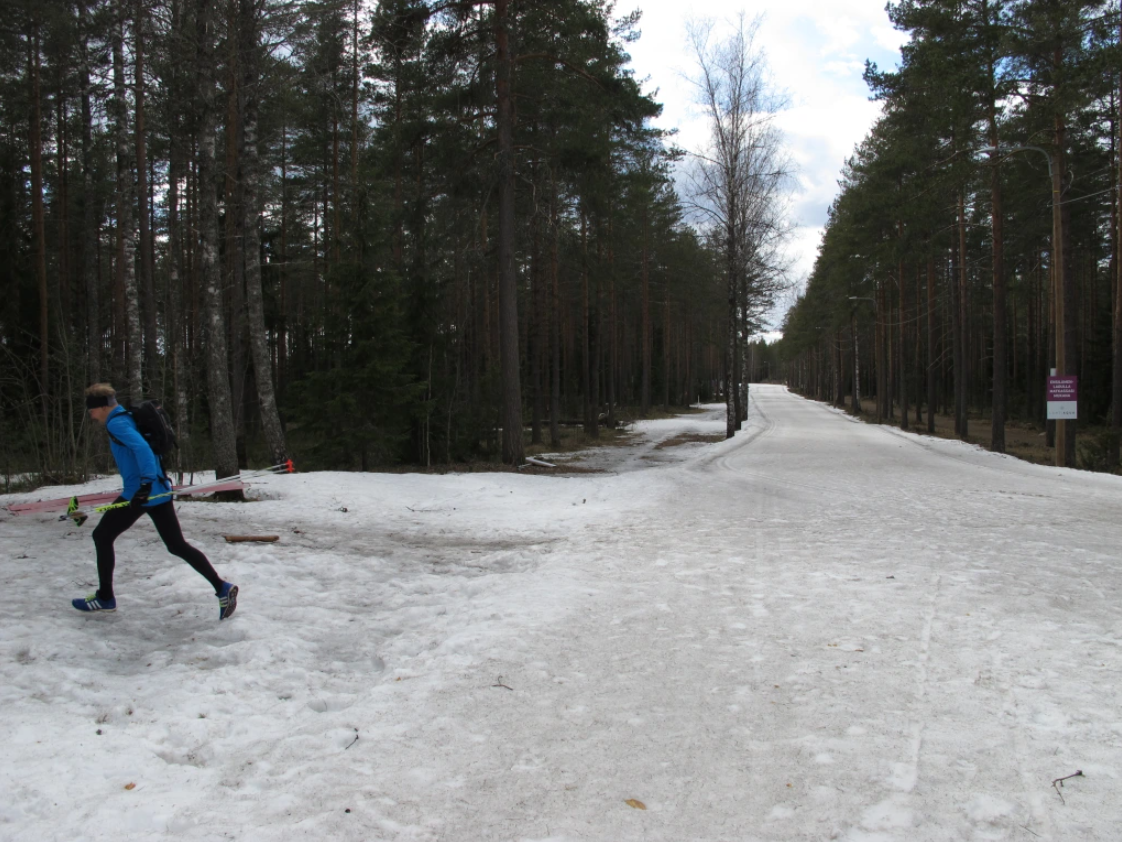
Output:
(91, 521), (113, 545)
(165, 541), (195, 559)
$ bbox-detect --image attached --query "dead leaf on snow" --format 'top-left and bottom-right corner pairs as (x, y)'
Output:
(625, 799), (647, 810)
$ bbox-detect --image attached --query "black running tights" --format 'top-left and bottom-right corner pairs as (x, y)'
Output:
(92, 500), (223, 600)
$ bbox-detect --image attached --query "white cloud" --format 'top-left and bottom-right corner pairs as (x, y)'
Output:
(872, 24), (908, 54)
(822, 59), (867, 78)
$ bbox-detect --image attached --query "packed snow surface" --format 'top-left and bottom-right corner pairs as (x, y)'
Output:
(2, 385), (1121, 841)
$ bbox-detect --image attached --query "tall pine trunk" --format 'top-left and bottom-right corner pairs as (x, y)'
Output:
(926, 249), (936, 433)
(79, 0), (100, 383)
(351, 0), (360, 229)
(224, 1), (247, 461)
(663, 291), (671, 411)
(168, 95), (189, 474)
(876, 280), (887, 421)
(607, 194), (617, 424)
(1052, 110), (1073, 467)
(529, 161), (543, 446)
(725, 198), (738, 439)
(56, 82), (71, 335)
(589, 232), (600, 440)
(898, 259), (908, 431)
(549, 171), (561, 448)
(112, 3), (143, 402)
(240, 0), (287, 466)
(134, 0), (158, 391)
(196, 0), (240, 483)
(851, 313), (861, 415)
(29, 23), (49, 428)
(494, 0), (523, 465)
(835, 328), (845, 407)
(581, 209), (591, 433)
(913, 266), (922, 425)
(167, 0), (191, 474)
(956, 192), (969, 439)
(989, 140), (1006, 454)
(641, 205), (651, 415)
(1114, 17), (1122, 464)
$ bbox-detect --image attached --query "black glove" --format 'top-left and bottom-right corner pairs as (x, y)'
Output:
(131, 482), (152, 509)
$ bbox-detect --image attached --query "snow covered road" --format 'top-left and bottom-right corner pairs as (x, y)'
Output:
(2, 384), (1121, 841)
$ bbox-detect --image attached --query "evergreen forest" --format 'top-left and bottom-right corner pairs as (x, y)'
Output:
(779, 0), (1122, 472)
(1, 0), (790, 485)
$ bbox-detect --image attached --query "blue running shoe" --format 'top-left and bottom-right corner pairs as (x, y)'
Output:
(217, 582), (238, 620)
(72, 594), (116, 613)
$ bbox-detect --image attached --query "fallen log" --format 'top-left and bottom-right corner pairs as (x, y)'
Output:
(223, 535), (279, 543)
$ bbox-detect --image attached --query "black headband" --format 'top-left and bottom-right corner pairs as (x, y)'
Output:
(86, 394), (112, 409)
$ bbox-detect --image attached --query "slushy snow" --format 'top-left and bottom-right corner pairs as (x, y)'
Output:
(2, 385), (1120, 840)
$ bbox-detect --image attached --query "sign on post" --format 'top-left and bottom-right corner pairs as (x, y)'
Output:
(1046, 375), (1078, 420)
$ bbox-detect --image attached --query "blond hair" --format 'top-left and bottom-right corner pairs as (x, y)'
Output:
(85, 383), (118, 403)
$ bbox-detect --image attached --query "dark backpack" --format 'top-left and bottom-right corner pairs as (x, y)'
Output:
(111, 400), (177, 458)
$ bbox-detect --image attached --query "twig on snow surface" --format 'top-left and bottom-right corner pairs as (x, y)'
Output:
(492, 676), (514, 691)
(522, 457), (556, 468)
(345, 728), (359, 750)
(1052, 770), (1083, 804)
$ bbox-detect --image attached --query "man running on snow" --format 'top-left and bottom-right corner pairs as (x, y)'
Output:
(74, 383), (238, 620)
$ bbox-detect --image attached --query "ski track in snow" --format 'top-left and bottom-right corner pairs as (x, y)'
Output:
(2, 384), (1121, 841)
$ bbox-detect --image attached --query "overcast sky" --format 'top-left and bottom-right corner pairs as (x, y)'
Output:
(622, 0), (907, 330)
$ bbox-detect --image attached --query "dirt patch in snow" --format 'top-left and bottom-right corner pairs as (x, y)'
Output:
(654, 432), (726, 449)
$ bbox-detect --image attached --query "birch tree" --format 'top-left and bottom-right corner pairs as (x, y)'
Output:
(687, 13), (791, 438)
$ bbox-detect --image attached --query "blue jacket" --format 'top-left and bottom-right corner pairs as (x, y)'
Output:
(106, 405), (173, 506)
